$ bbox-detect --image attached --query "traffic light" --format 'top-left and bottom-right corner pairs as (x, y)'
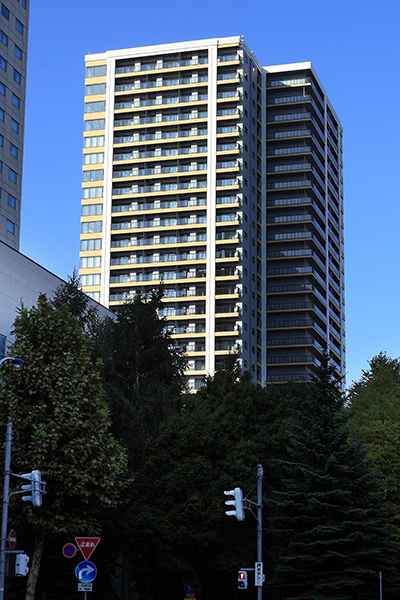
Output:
(238, 570), (248, 589)
(15, 554), (29, 577)
(224, 487), (245, 521)
(21, 470), (44, 507)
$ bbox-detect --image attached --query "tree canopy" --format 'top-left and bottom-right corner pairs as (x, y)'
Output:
(268, 353), (398, 600)
(348, 352), (400, 550)
(0, 294), (127, 600)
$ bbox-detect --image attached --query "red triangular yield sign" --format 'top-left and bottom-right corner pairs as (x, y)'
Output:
(75, 537), (100, 560)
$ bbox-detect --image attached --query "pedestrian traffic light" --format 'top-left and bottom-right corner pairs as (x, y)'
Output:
(224, 487), (245, 521)
(15, 554), (29, 577)
(21, 470), (45, 507)
(238, 570), (248, 589)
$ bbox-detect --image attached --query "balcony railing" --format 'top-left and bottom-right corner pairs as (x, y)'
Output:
(115, 94), (208, 110)
(112, 215), (207, 230)
(114, 128), (208, 145)
(114, 146), (207, 161)
(115, 76), (208, 92)
(110, 251), (206, 266)
(113, 164), (207, 178)
(112, 197), (206, 213)
(115, 58), (208, 75)
(114, 111), (208, 127)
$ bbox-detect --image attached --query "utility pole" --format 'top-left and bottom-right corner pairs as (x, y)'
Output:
(256, 464), (263, 600)
(0, 356), (24, 600)
(0, 422), (12, 600)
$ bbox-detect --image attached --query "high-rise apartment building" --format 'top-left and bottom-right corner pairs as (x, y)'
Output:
(0, 0), (29, 250)
(79, 36), (345, 388)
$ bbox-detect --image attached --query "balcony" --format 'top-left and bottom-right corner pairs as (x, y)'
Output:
(115, 57), (208, 75)
(114, 111), (208, 128)
(111, 215), (207, 230)
(114, 146), (207, 162)
(115, 75), (208, 93)
(115, 94), (208, 111)
(113, 164), (207, 179)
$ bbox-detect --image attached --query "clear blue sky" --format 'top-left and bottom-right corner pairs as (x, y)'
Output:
(19, 0), (400, 387)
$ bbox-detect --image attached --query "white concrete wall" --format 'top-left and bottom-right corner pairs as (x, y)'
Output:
(0, 241), (113, 351)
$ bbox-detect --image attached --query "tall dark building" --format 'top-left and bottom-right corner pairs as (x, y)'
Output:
(0, 0), (29, 250)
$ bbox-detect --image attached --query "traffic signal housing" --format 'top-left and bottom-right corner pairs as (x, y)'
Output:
(224, 487), (245, 521)
(15, 554), (29, 577)
(238, 570), (248, 589)
(21, 470), (44, 507)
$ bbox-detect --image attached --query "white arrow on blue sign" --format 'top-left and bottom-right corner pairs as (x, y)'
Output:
(75, 561), (97, 583)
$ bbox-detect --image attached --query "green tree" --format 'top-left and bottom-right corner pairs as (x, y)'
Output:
(93, 287), (186, 466)
(268, 353), (397, 600)
(0, 294), (127, 600)
(348, 352), (400, 549)
(122, 358), (293, 600)
(51, 267), (100, 335)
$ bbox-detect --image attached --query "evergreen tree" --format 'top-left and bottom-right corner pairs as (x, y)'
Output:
(268, 352), (397, 600)
(122, 358), (293, 600)
(348, 352), (400, 550)
(93, 287), (187, 466)
(51, 267), (100, 335)
(0, 295), (127, 600)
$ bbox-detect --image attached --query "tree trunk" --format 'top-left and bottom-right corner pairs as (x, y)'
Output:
(25, 530), (45, 600)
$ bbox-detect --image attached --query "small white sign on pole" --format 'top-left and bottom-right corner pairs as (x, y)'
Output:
(78, 583), (92, 592)
(255, 562), (263, 586)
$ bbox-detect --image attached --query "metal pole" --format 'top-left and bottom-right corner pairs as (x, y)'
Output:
(379, 571), (382, 600)
(257, 464), (263, 600)
(0, 422), (12, 600)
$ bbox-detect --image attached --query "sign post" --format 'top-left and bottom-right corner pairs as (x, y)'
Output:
(75, 537), (100, 561)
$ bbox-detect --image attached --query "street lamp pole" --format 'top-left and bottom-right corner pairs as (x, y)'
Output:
(0, 357), (24, 600)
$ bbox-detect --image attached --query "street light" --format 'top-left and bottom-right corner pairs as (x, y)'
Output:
(0, 356), (24, 600)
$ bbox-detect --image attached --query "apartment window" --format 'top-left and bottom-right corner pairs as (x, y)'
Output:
(84, 118), (105, 131)
(80, 238), (102, 251)
(15, 19), (23, 34)
(84, 101), (105, 113)
(83, 135), (105, 148)
(85, 83), (106, 95)
(12, 93), (20, 108)
(11, 118), (19, 133)
(0, 81), (4, 96)
(0, 134), (3, 146)
(1, 5), (9, 20)
(0, 30), (7, 46)
(6, 219), (14, 234)
(81, 203), (102, 216)
(8, 168), (17, 183)
(8, 193), (15, 208)
(21, 0), (26, 8)
(82, 186), (103, 199)
(13, 69), (21, 84)
(86, 65), (106, 78)
(0, 55), (6, 71)
(82, 169), (103, 182)
(14, 45), (22, 60)
(80, 256), (101, 269)
(0, 161), (2, 172)
(10, 142), (17, 157)
(81, 221), (102, 234)
(82, 152), (104, 165)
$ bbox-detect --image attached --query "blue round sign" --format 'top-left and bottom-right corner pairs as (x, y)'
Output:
(75, 560), (97, 583)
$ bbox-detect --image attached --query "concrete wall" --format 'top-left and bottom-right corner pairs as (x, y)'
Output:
(0, 240), (113, 354)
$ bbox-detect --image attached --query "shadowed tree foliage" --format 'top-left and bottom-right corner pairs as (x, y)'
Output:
(0, 294), (128, 600)
(348, 352), (400, 552)
(93, 287), (187, 467)
(119, 357), (294, 600)
(268, 352), (398, 600)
